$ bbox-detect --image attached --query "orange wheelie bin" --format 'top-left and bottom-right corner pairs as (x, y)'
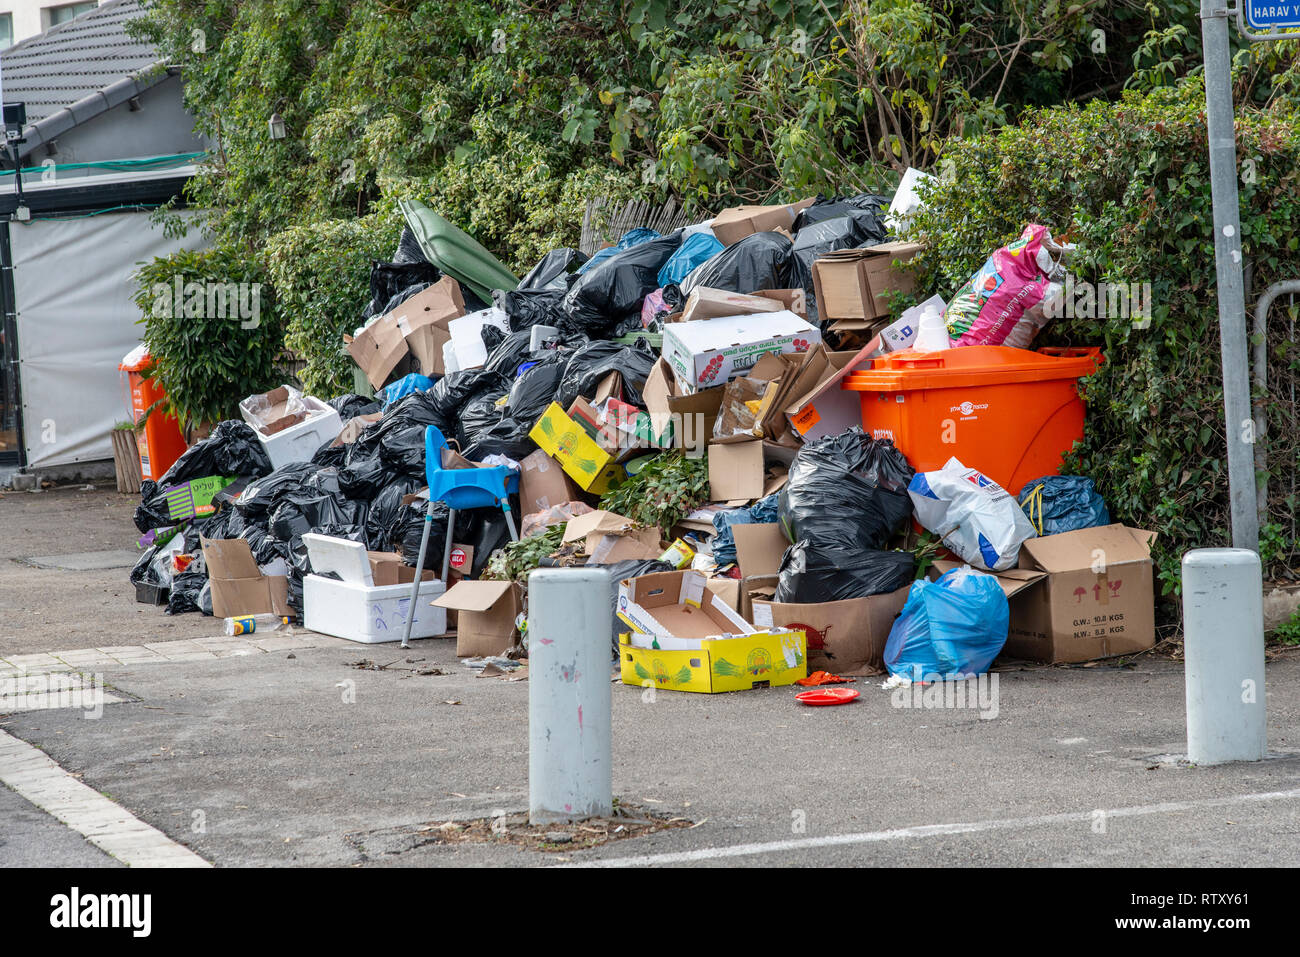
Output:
(119, 347), (188, 482)
(842, 345), (1103, 495)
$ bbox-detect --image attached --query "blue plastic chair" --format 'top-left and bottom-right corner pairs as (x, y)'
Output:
(401, 425), (521, 647)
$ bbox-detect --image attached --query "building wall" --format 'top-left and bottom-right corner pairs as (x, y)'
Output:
(27, 74), (208, 165)
(0, 0), (104, 48)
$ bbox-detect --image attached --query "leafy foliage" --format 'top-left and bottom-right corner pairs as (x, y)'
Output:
(132, 246), (286, 430)
(601, 452), (709, 536)
(482, 523), (567, 582)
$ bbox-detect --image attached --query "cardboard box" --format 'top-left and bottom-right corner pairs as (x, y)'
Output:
(751, 586), (910, 676)
(877, 294), (947, 352)
(755, 288), (809, 318)
(812, 241), (925, 323)
(519, 449), (586, 514)
(366, 551), (438, 587)
(433, 580), (523, 657)
(162, 475), (239, 522)
(346, 276), (466, 387)
(617, 570), (806, 693)
(643, 358), (723, 453)
(529, 403), (626, 494)
(710, 198), (814, 247)
(201, 537), (291, 619)
(707, 439), (795, 503)
(933, 524), (1157, 664)
(731, 522), (790, 578)
(663, 310), (822, 394)
(562, 510), (662, 564)
(679, 287), (786, 324)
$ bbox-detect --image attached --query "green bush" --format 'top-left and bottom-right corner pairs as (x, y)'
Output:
(906, 78), (1300, 615)
(133, 246), (286, 429)
(263, 213), (401, 396)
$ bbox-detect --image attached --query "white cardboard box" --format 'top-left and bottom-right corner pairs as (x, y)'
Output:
(301, 533), (446, 643)
(662, 310), (821, 393)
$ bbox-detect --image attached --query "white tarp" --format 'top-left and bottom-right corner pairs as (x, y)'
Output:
(12, 210), (203, 469)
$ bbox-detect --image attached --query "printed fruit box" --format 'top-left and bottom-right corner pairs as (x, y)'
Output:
(662, 310), (821, 393)
(528, 402), (626, 494)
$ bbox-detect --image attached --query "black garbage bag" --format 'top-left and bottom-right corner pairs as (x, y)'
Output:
(376, 389), (460, 477)
(268, 468), (368, 541)
(390, 499), (451, 566)
(775, 543), (915, 603)
(495, 287), (567, 332)
(364, 476), (427, 551)
(554, 338), (657, 409)
(158, 420), (273, 488)
(129, 542), (167, 588)
(240, 522), (287, 566)
(311, 438), (349, 469)
(166, 554), (208, 615)
(456, 387), (507, 450)
(561, 234), (681, 337)
(234, 462), (318, 519)
(778, 428), (914, 551)
(679, 231), (794, 297)
(463, 351), (569, 460)
(792, 193), (889, 232)
(482, 329), (539, 377)
(427, 368), (509, 428)
(458, 508), (512, 576)
(327, 394), (382, 420)
(362, 265), (441, 321)
(520, 247), (588, 290)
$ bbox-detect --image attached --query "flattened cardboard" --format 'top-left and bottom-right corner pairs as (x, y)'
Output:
(679, 286), (786, 324)
(519, 449), (584, 514)
(201, 537), (291, 619)
(347, 315), (409, 390)
(755, 288), (809, 318)
(561, 509), (638, 543)
(433, 580), (522, 657)
(708, 440), (764, 502)
(710, 198), (814, 247)
(333, 413), (383, 447)
(784, 341), (878, 442)
(751, 586), (910, 676)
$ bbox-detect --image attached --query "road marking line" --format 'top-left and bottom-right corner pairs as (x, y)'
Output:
(568, 786), (1300, 867)
(0, 729), (210, 868)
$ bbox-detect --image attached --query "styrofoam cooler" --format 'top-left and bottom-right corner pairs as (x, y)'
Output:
(301, 533), (447, 643)
(239, 396), (343, 469)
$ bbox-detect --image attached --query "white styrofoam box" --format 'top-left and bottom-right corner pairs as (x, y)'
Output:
(240, 396), (342, 470)
(303, 575), (447, 643)
(300, 532), (447, 643)
(448, 306), (509, 370)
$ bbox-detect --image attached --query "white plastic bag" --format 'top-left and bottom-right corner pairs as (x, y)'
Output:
(908, 457), (1036, 571)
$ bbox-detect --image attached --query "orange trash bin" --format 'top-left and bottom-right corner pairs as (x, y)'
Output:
(842, 345), (1103, 495)
(118, 347), (188, 482)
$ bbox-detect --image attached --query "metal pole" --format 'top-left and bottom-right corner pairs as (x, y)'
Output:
(1182, 548), (1267, 764)
(1250, 281), (1300, 527)
(1201, 0), (1259, 552)
(527, 567), (612, 824)
(400, 499), (437, 650)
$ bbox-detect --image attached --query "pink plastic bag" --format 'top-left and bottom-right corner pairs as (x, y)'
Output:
(942, 225), (1065, 348)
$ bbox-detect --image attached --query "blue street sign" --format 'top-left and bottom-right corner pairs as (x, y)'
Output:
(1244, 1), (1300, 30)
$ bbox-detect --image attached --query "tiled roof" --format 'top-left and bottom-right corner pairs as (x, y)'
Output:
(1, 0), (171, 154)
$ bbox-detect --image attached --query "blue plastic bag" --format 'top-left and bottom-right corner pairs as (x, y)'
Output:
(379, 373), (434, 409)
(1017, 475), (1111, 536)
(577, 228), (661, 275)
(883, 567), (1009, 680)
(658, 231), (724, 288)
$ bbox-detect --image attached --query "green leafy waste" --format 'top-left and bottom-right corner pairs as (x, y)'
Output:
(600, 451), (709, 538)
(481, 524), (566, 583)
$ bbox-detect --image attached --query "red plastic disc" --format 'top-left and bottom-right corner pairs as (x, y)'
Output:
(795, 688), (860, 706)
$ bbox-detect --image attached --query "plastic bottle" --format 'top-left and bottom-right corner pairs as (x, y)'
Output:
(912, 305), (951, 352)
(224, 614), (291, 636)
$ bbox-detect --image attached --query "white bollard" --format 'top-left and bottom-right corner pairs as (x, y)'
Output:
(528, 567), (612, 824)
(1182, 548), (1267, 765)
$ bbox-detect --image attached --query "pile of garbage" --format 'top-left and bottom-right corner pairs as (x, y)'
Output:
(128, 174), (1156, 692)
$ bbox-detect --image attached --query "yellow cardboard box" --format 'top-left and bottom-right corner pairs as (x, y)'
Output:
(529, 402), (626, 494)
(616, 570), (806, 693)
